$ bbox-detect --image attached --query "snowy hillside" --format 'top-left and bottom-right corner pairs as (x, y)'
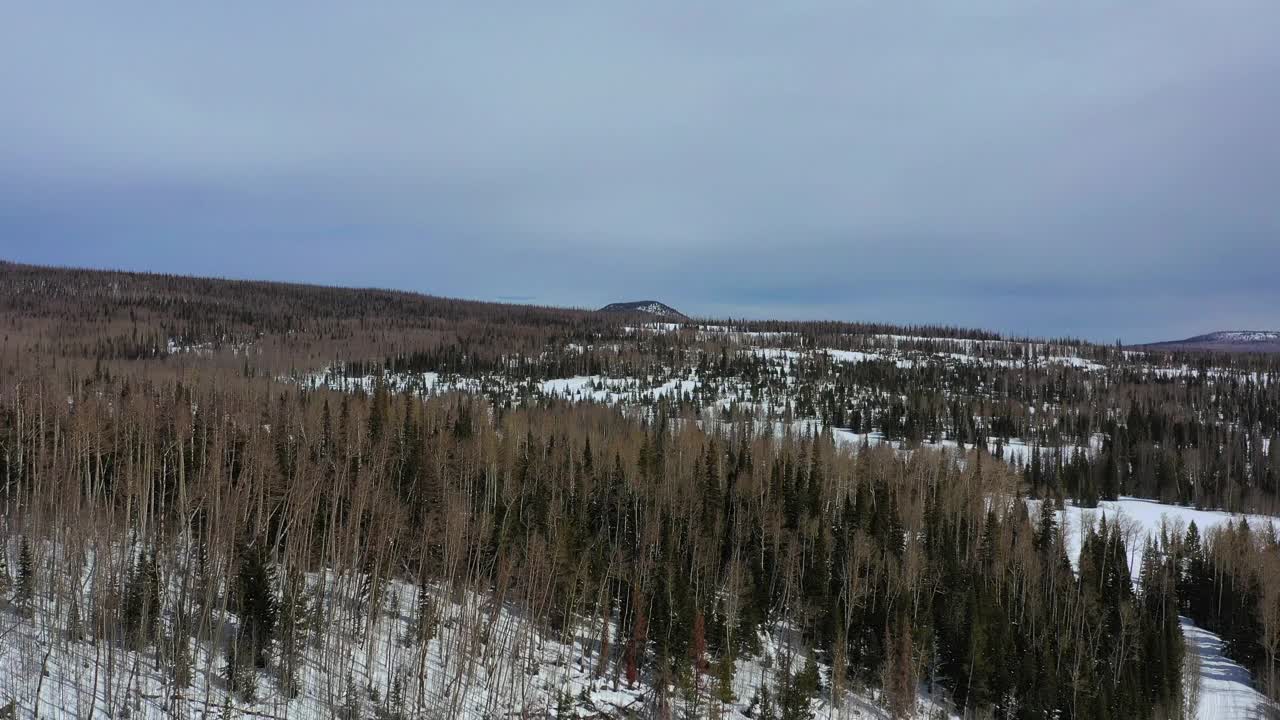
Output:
(1145, 330), (1280, 352)
(6, 500), (1267, 719)
(0, 552), (953, 720)
(1187, 331), (1280, 344)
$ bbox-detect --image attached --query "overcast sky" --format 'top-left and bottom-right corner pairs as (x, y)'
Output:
(2, 3), (1277, 342)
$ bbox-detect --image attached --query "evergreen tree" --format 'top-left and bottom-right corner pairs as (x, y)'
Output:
(776, 653), (818, 720)
(1035, 496), (1057, 554)
(15, 536), (35, 615)
(123, 547), (162, 647)
(714, 653), (737, 705)
(224, 640), (256, 702)
(233, 539), (279, 669)
(410, 579), (437, 646)
(0, 540), (10, 597)
(278, 567), (307, 697)
(748, 685), (778, 720)
(171, 607), (193, 689)
(339, 672), (362, 720)
(193, 538), (212, 613)
(1181, 522), (1212, 622)
(882, 619), (915, 720)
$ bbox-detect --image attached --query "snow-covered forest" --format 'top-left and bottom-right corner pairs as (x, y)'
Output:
(2, 262), (1279, 719)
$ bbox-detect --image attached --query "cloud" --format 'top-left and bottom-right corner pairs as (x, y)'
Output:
(1, 1), (1278, 341)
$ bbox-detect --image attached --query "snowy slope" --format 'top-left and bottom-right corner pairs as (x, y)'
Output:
(1145, 330), (1280, 353)
(0, 557), (955, 720)
(1184, 331), (1280, 344)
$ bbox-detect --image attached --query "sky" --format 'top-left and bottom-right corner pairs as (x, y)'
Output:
(1, 3), (1278, 343)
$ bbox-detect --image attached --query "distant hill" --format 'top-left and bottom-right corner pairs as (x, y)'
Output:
(1143, 330), (1280, 353)
(598, 300), (688, 320)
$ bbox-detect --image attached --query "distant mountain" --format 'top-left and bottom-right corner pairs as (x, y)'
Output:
(598, 300), (688, 320)
(1143, 330), (1280, 352)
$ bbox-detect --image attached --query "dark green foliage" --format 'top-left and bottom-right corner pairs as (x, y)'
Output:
(171, 607), (193, 689)
(66, 597), (83, 642)
(14, 536), (34, 614)
(232, 539), (278, 669)
(224, 641), (257, 703)
(377, 671), (406, 720)
(1137, 539), (1184, 712)
(277, 567), (307, 697)
(0, 540), (10, 597)
(123, 547), (162, 648)
(775, 653), (819, 720)
(747, 684), (777, 720)
(715, 653), (737, 704)
(409, 580), (437, 647)
(1181, 522), (1212, 619)
(339, 672), (362, 720)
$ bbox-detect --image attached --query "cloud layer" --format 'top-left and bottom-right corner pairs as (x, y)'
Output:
(2, 2), (1278, 341)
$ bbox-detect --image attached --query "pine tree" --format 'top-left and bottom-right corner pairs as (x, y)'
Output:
(410, 579), (436, 646)
(882, 619), (915, 720)
(339, 672), (362, 720)
(777, 653), (818, 720)
(123, 547), (162, 647)
(377, 671), (406, 720)
(15, 536), (35, 615)
(278, 567), (307, 697)
(715, 653), (737, 705)
(224, 640), (252, 701)
(172, 607), (193, 689)
(142, 548), (162, 634)
(66, 598), (83, 642)
(193, 539), (212, 612)
(1182, 522), (1212, 622)
(1035, 497), (1057, 554)
(234, 539), (279, 669)
(748, 685), (778, 720)
(357, 549), (386, 631)
(0, 540), (10, 597)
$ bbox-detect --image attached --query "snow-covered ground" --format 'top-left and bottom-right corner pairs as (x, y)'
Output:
(293, 329), (1274, 461)
(539, 375), (699, 404)
(0, 566), (953, 720)
(282, 334), (1280, 718)
(1043, 497), (1279, 580)
(1182, 618), (1273, 720)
